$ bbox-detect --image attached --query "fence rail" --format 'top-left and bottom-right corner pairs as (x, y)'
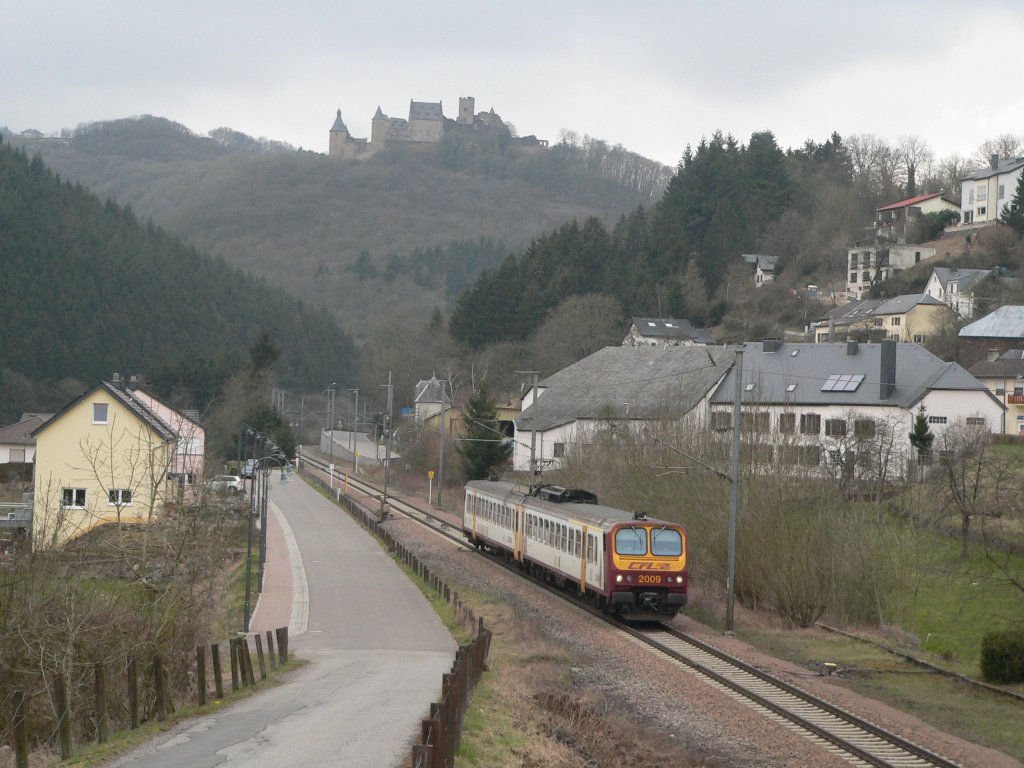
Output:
(7, 626), (289, 768)
(300, 462), (492, 768)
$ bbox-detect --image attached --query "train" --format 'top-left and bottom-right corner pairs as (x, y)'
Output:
(463, 480), (687, 621)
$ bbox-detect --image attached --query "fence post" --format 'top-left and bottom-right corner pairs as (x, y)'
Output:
(126, 657), (139, 729)
(230, 639), (240, 691)
(429, 704), (442, 768)
(211, 644), (224, 700)
(54, 673), (72, 757)
(266, 630), (277, 669)
(242, 639), (256, 686)
(13, 689), (28, 768)
(276, 626), (289, 663)
(197, 646), (207, 705)
(94, 662), (108, 744)
(154, 656), (166, 722)
(254, 634), (267, 680)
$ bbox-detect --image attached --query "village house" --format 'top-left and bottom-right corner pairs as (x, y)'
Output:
(872, 192), (960, 244)
(961, 154), (1024, 225)
(623, 317), (716, 347)
(846, 243), (935, 299)
(923, 266), (995, 318)
(741, 254), (778, 287)
(810, 294), (954, 345)
(967, 349), (1024, 435)
(958, 305), (1024, 369)
(0, 413), (52, 468)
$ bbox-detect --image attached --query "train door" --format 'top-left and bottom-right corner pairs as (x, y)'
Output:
(585, 531), (602, 590)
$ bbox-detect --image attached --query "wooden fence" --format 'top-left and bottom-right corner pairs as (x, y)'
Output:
(7, 626), (289, 768)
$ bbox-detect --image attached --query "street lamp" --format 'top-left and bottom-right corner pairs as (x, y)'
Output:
(348, 388), (359, 467)
(325, 383), (336, 466)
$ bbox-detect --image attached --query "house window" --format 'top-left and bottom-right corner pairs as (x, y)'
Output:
(553, 443), (565, 458)
(850, 272), (858, 283)
(849, 255), (857, 268)
(108, 489), (133, 506)
(999, 184), (1005, 199)
(891, 316), (901, 326)
(800, 413), (821, 435)
(978, 206), (987, 217)
(874, 318), (884, 326)
(778, 413), (796, 434)
(62, 488), (86, 508)
(710, 411), (731, 431)
(854, 419), (876, 438)
(825, 419), (848, 437)
(93, 403), (109, 424)
(928, 415), (948, 424)
(742, 411), (769, 433)
(888, 333), (900, 341)
(862, 271), (870, 283)
(915, 251), (921, 263)
(976, 185), (987, 202)
(968, 189), (975, 204)
(10, 448), (25, 462)
(966, 417), (987, 426)
(913, 334), (926, 343)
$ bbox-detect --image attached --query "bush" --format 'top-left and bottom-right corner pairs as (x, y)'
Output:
(980, 628), (1024, 684)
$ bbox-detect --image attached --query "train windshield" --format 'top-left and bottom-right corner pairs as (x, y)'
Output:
(614, 527), (648, 556)
(650, 527), (682, 556)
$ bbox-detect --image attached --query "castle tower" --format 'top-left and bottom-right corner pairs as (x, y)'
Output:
(371, 105), (388, 147)
(458, 96), (475, 125)
(328, 109), (349, 157)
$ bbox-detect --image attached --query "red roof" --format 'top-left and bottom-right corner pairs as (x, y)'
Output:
(876, 192), (944, 212)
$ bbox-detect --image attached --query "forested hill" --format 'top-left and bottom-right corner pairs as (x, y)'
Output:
(11, 116), (671, 334)
(0, 138), (355, 412)
(450, 131), (871, 347)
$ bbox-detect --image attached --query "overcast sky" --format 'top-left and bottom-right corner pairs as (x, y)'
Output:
(3, 1), (1022, 167)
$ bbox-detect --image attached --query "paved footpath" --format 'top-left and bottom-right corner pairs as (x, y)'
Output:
(108, 473), (455, 768)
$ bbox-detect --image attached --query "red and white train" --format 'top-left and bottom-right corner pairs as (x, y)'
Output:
(463, 480), (688, 620)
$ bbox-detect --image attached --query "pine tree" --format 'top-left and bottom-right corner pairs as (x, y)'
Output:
(909, 404), (934, 459)
(1002, 171), (1024, 236)
(457, 383), (512, 481)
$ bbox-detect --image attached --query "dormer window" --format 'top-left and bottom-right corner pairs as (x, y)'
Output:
(93, 403), (109, 424)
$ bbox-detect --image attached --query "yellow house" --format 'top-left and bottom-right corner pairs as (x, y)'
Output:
(31, 381), (178, 548)
(813, 294), (954, 345)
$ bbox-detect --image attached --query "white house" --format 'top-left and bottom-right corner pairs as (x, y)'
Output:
(742, 254), (778, 287)
(923, 267), (994, 318)
(961, 155), (1024, 225)
(0, 414), (52, 465)
(413, 375), (449, 426)
(623, 317), (716, 347)
(513, 346), (735, 472)
(707, 339), (1003, 479)
(846, 243), (935, 299)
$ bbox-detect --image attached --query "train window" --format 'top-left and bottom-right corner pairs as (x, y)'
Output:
(574, 530), (581, 557)
(561, 525), (568, 551)
(651, 527), (682, 556)
(614, 527), (648, 556)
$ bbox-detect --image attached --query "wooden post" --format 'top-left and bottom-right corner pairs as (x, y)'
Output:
(127, 658), (139, 729)
(196, 646), (207, 705)
(265, 630), (277, 669)
(242, 640), (256, 686)
(54, 673), (72, 757)
(154, 656), (166, 722)
(276, 627), (288, 663)
(211, 644), (224, 700)
(254, 634), (267, 680)
(13, 689), (28, 768)
(163, 665), (176, 715)
(94, 662), (108, 744)
(230, 639), (240, 691)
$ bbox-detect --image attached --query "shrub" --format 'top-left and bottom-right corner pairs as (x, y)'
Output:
(979, 628), (1024, 684)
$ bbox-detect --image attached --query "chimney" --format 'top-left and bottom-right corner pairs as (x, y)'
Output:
(763, 339), (782, 353)
(847, 340), (859, 356)
(988, 348), (999, 362)
(879, 340), (896, 400)
(991, 153), (999, 170)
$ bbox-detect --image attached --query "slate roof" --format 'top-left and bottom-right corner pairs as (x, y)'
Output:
(330, 109), (348, 132)
(414, 377), (449, 404)
(874, 293), (945, 314)
(516, 346), (734, 432)
(409, 101), (443, 120)
(959, 305), (1024, 338)
(931, 267), (993, 294)
(0, 414), (52, 443)
(708, 341), (993, 410)
(968, 349), (1024, 378)
(628, 318), (716, 344)
(962, 156), (1024, 181)
(373, 106), (386, 120)
(32, 382), (177, 442)
(813, 294), (945, 329)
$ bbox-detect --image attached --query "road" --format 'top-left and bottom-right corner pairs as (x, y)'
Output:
(108, 472), (456, 768)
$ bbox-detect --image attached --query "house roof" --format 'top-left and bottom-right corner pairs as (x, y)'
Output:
(741, 253), (778, 271)
(409, 101), (443, 120)
(516, 346), (734, 432)
(930, 267), (993, 294)
(968, 349), (1024, 378)
(962, 156), (1024, 181)
(876, 192), (947, 212)
(32, 382), (177, 442)
(813, 294), (945, 328)
(0, 413), (52, 443)
(330, 109), (348, 133)
(628, 318), (716, 344)
(873, 293), (945, 315)
(959, 305), (1024, 339)
(414, 376), (449, 404)
(708, 341), (992, 410)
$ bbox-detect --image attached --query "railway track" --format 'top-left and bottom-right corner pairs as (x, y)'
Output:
(295, 451), (961, 768)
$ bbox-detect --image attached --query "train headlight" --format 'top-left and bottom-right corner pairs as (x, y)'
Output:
(615, 574), (623, 583)
(675, 576), (684, 583)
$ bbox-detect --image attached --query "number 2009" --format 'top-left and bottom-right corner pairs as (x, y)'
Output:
(637, 575), (661, 584)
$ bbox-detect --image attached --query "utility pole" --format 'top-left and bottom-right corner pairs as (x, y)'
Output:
(299, 395), (305, 448)
(382, 371), (393, 516)
(516, 371), (540, 493)
(326, 384), (336, 467)
(726, 347), (743, 632)
(353, 389), (359, 468)
(437, 380), (446, 507)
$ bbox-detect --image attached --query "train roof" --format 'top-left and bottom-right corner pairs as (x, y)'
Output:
(465, 480), (674, 530)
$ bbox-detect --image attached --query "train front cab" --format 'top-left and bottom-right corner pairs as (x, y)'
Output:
(606, 521), (687, 620)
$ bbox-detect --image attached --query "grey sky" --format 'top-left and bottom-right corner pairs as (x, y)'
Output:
(3, 0), (1021, 166)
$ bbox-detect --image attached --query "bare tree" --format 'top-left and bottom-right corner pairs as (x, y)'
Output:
(897, 135), (934, 197)
(974, 134), (1024, 168)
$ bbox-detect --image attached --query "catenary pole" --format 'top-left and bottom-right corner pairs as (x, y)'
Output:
(726, 346), (743, 632)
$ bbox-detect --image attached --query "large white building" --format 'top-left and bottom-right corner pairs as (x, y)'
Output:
(960, 155), (1024, 225)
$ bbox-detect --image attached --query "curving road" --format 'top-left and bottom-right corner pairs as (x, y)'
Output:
(108, 474), (456, 768)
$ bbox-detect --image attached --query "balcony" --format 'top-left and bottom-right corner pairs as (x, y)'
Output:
(1007, 394), (1024, 404)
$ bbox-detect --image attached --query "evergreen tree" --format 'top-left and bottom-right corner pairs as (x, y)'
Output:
(457, 383), (512, 480)
(909, 404), (934, 459)
(1002, 171), (1024, 236)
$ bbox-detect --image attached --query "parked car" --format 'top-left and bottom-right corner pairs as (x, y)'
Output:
(240, 459), (256, 479)
(209, 475), (244, 494)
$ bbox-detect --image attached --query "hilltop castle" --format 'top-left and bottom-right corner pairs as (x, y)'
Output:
(328, 96), (545, 159)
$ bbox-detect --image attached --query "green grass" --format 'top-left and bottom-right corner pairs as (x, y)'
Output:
(741, 629), (1024, 761)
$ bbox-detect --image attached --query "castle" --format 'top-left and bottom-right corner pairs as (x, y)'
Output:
(328, 96), (545, 160)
